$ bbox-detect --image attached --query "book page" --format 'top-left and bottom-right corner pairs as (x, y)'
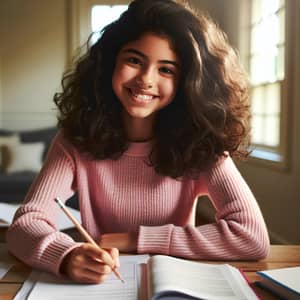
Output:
(26, 255), (149, 300)
(148, 255), (258, 300)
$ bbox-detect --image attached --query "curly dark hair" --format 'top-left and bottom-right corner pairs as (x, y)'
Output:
(54, 0), (250, 179)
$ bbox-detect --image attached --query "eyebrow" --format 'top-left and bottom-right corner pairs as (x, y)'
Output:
(122, 48), (179, 68)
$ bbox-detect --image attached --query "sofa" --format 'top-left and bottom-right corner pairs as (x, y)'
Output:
(0, 127), (78, 209)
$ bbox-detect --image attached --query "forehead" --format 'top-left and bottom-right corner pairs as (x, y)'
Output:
(119, 32), (179, 62)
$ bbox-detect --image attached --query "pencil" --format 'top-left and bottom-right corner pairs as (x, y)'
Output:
(54, 197), (125, 283)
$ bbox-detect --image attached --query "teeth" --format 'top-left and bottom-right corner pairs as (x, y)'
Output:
(132, 92), (153, 101)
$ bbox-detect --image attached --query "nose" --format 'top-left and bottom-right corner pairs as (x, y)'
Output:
(136, 67), (155, 89)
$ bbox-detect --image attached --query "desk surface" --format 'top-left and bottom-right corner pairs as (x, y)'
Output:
(1, 227), (300, 300)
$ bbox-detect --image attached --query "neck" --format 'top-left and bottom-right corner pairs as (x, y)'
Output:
(123, 113), (155, 142)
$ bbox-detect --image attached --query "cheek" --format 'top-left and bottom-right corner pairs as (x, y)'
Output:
(112, 65), (127, 95)
(113, 64), (135, 84)
(161, 79), (178, 99)
(112, 70), (119, 95)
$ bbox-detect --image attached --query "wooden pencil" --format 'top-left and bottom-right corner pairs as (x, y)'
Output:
(55, 197), (125, 283)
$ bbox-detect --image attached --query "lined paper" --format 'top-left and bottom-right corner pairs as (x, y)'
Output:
(25, 255), (149, 300)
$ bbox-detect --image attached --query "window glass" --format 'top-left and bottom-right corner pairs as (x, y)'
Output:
(249, 0), (285, 157)
(91, 5), (128, 44)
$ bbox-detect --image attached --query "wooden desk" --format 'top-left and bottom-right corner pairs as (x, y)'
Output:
(1, 226), (300, 300)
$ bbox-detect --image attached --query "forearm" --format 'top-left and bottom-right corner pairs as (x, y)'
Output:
(137, 156), (270, 260)
(6, 209), (79, 274)
(137, 220), (269, 260)
(6, 134), (79, 274)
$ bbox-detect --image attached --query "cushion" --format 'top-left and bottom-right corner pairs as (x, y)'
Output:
(0, 135), (20, 170)
(0, 127), (57, 160)
(0, 145), (12, 171)
(19, 127), (57, 160)
(6, 141), (45, 174)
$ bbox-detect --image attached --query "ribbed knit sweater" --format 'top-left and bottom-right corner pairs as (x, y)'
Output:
(6, 132), (270, 276)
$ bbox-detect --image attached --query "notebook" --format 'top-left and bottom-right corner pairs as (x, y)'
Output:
(23, 255), (258, 300)
(256, 266), (300, 300)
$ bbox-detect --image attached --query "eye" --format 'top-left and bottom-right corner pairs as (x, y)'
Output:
(159, 66), (175, 76)
(126, 56), (142, 66)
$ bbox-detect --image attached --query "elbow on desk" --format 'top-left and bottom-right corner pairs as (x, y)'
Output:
(5, 223), (37, 266)
(237, 229), (270, 260)
(249, 238), (270, 260)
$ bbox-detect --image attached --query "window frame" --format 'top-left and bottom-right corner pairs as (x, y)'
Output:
(240, 0), (294, 171)
(66, 0), (130, 63)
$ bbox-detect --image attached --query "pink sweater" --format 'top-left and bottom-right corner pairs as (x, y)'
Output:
(6, 132), (270, 275)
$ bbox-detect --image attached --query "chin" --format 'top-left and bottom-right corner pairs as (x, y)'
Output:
(124, 106), (153, 118)
(129, 111), (154, 119)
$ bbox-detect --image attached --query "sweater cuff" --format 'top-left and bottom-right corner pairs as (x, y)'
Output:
(137, 224), (174, 255)
(38, 235), (81, 276)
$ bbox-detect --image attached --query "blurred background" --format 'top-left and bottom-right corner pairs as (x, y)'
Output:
(0, 0), (299, 245)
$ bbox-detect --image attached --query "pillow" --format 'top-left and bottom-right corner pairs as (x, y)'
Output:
(0, 135), (20, 170)
(6, 141), (45, 174)
(0, 145), (13, 172)
(19, 127), (57, 160)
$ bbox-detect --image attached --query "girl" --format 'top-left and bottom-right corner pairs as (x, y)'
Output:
(7, 0), (270, 284)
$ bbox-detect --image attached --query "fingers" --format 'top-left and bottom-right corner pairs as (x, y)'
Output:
(84, 244), (115, 267)
(62, 244), (119, 284)
(75, 253), (112, 274)
(76, 270), (109, 284)
(105, 247), (120, 268)
(69, 265), (111, 283)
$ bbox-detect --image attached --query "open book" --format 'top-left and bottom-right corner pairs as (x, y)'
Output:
(24, 255), (258, 300)
(256, 266), (300, 300)
(146, 255), (257, 300)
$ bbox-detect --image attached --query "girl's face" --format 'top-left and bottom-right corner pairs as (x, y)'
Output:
(112, 32), (180, 123)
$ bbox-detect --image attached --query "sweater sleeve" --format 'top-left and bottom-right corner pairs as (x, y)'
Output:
(6, 133), (81, 275)
(137, 156), (270, 260)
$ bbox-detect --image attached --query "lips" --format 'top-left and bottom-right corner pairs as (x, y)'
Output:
(127, 88), (158, 103)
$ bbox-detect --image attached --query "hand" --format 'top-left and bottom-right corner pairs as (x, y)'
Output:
(60, 243), (120, 284)
(99, 232), (137, 253)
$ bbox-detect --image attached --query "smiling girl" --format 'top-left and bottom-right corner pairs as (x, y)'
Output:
(113, 32), (180, 141)
(7, 0), (270, 284)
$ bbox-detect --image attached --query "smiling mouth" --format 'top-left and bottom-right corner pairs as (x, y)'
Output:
(128, 88), (157, 103)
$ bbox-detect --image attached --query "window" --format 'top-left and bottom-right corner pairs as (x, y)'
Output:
(91, 5), (128, 44)
(249, 0), (286, 164)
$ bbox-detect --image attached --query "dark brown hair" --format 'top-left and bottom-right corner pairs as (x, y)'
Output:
(54, 0), (250, 178)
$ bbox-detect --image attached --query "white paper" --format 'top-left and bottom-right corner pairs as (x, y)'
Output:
(149, 255), (258, 300)
(0, 202), (81, 230)
(28, 267), (137, 300)
(14, 255), (149, 300)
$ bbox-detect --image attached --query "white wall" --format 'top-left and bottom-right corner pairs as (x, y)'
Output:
(0, 0), (67, 130)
